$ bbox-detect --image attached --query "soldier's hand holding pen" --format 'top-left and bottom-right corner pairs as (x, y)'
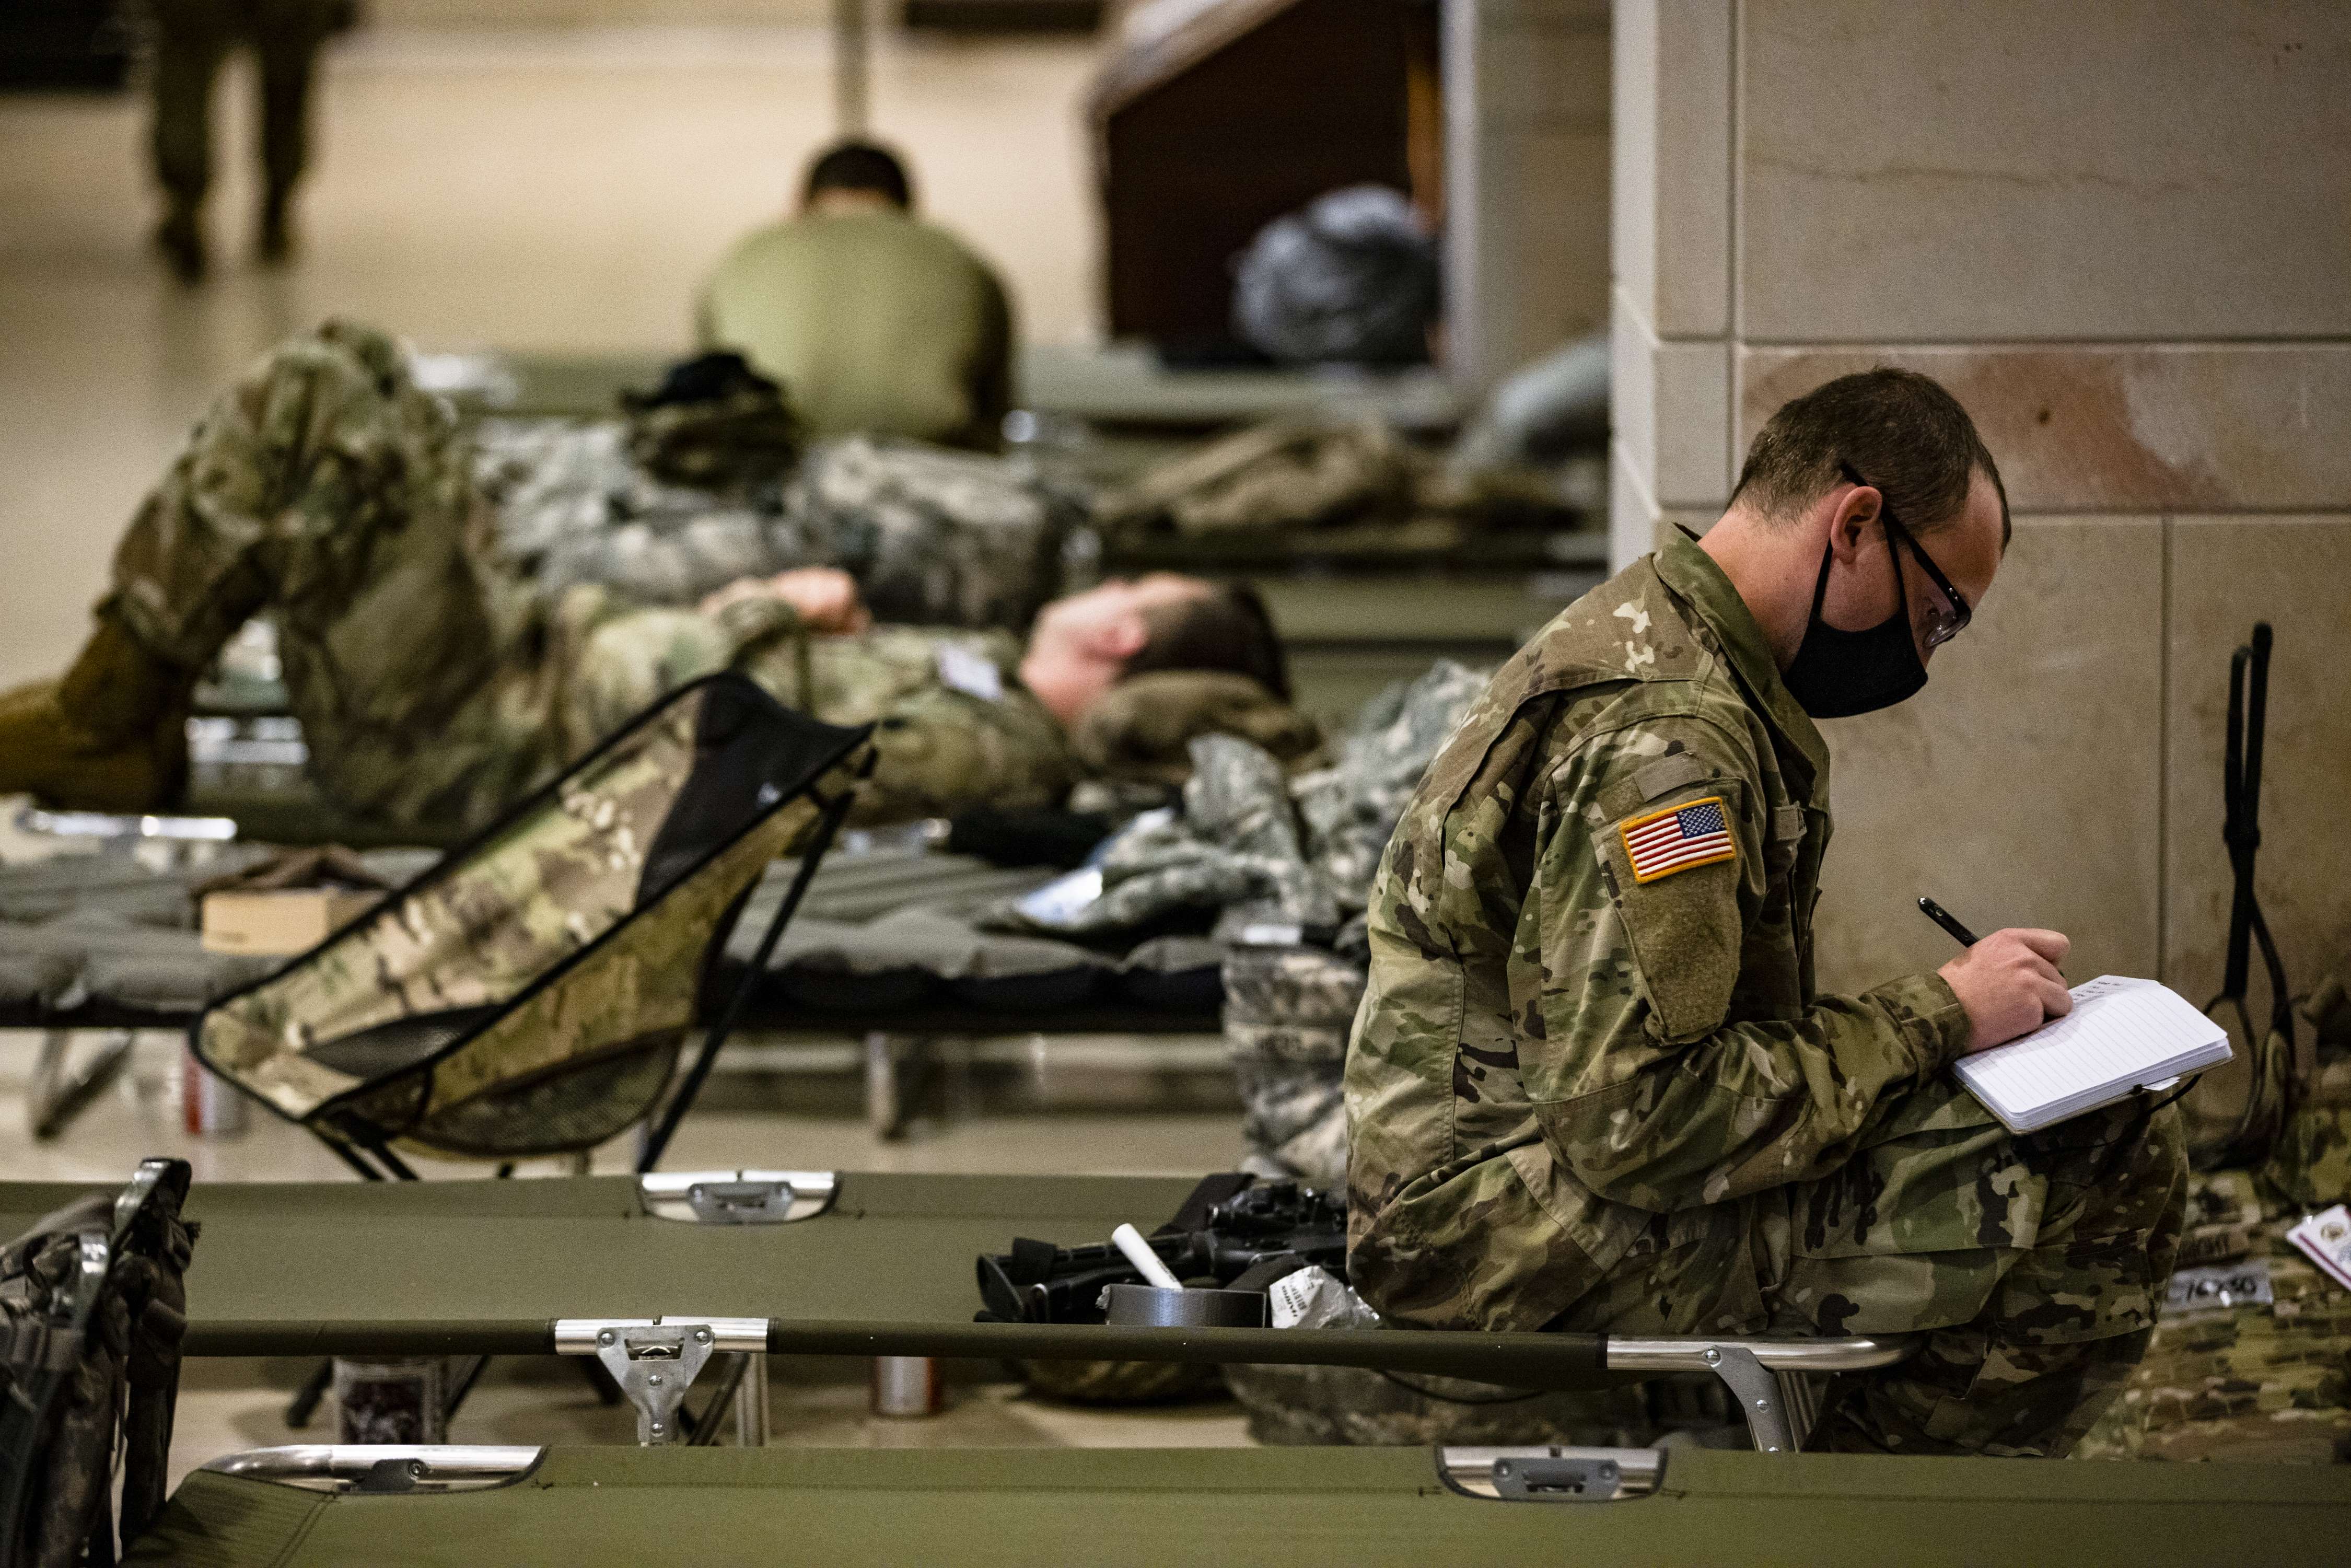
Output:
(1920, 897), (2073, 1054)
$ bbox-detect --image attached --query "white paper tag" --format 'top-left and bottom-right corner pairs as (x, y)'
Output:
(1268, 1265), (1378, 1331)
(2287, 1205), (2351, 1293)
(2164, 1259), (2274, 1316)
(1268, 1269), (1323, 1329)
(1012, 866), (1104, 928)
(935, 643), (1004, 702)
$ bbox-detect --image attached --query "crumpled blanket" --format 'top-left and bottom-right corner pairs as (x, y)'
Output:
(474, 421), (1080, 631)
(990, 659), (1487, 937)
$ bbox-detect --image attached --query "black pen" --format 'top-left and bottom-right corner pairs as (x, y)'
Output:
(1917, 896), (1980, 948)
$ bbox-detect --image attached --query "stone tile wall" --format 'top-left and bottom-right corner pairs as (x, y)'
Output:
(1609, 1), (2351, 1003)
(2164, 519), (2351, 1016)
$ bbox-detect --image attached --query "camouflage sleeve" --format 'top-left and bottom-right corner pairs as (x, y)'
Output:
(1528, 712), (1971, 1211)
(854, 686), (1077, 824)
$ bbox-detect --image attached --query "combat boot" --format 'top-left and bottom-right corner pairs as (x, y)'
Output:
(0, 613), (194, 814)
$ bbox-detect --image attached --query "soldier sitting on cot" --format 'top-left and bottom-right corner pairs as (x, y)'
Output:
(0, 321), (1291, 833)
(698, 140), (1014, 454)
(1345, 369), (2185, 1458)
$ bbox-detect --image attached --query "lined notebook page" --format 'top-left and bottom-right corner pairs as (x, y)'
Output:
(1953, 976), (2230, 1131)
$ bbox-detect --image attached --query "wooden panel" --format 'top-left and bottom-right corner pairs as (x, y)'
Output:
(1099, 0), (1413, 350)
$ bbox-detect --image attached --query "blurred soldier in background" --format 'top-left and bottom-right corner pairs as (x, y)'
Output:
(699, 141), (1016, 452)
(147, 0), (347, 283)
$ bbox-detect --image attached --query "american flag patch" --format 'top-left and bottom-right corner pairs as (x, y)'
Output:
(1619, 796), (1737, 884)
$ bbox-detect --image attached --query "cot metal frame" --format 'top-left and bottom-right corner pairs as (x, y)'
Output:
(182, 1303), (1913, 1456)
(14, 804), (236, 1143)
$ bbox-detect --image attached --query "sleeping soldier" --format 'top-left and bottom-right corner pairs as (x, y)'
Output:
(0, 321), (1288, 832)
(1344, 370), (2185, 1457)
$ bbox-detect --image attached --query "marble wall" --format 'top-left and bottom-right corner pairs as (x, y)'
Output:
(1609, 1), (2351, 1002)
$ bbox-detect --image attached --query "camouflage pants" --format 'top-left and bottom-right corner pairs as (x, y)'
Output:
(1224, 944), (1361, 1189)
(107, 320), (572, 829)
(1554, 1084), (2187, 1457)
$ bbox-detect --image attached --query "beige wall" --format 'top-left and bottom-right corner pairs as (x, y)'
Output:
(1444, 0), (1611, 394)
(1610, 0), (2351, 1006)
(373, 0), (836, 24)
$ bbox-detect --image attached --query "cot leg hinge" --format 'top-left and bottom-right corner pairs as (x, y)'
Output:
(1698, 1344), (1797, 1454)
(554, 1316), (767, 1445)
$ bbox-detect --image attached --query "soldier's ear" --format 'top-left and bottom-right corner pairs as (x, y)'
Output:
(1824, 483), (1877, 564)
(1096, 613), (1150, 661)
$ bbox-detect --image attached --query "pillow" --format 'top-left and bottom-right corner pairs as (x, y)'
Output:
(1073, 672), (1323, 790)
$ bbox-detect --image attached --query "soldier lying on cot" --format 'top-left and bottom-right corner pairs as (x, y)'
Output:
(0, 321), (1298, 833)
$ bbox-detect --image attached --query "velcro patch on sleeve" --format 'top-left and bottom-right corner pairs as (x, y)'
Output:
(1618, 796), (1737, 884)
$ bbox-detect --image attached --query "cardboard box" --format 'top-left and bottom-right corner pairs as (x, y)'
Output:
(201, 888), (381, 956)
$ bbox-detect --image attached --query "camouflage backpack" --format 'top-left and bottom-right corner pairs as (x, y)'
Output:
(2074, 1168), (2351, 1464)
(1224, 938), (1363, 1190)
(0, 1160), (196, 1567)
(783, 437), (1079, 631)
(620, 352), (803, 491)
(2267, 963), (2351, 1211)
(1093, 417), (1424, 539)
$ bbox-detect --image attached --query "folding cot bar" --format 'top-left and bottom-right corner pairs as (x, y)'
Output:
(8, 1167), (2348, 1568)
(130, 1442), (2351, 1568)
(1, 1169), (1895, 1451)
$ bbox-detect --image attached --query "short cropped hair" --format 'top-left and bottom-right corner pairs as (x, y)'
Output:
(1124, 583), (1291, 702)
(804, 141), (913, 210)
(1732, 368), (2009, 544)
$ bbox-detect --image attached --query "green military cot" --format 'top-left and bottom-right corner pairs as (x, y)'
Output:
(8, 1169), (2350, 1565)
(129, 1443), (2351, 1568)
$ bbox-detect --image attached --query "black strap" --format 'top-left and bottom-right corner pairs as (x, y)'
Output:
(1227, 1253), (1310, 1294)
(2205, 624), (2299, 1164)
(1154, 1172), (1256, 1236)
(1006, 1237), (1062, 1287)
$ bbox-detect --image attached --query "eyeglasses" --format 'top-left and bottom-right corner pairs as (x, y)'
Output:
(1838, 462), (1972, 649)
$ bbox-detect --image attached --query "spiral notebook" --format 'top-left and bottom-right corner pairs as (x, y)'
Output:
(1951, 975), (2233, 1134)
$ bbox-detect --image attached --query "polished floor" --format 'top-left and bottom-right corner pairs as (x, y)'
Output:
(0, 25), (1098, 689)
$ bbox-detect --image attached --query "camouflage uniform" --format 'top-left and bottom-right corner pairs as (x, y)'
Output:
(1225, 942), (1364, 1188)
(2071, 964), (2351, 1462)
(1094, 416), (1423, 539)
(2075, 1168), (2351, 1462)
(478, 424), (1076, 631)
(1344, 531), (2186, 1457)
(102, 320), (1075, 832)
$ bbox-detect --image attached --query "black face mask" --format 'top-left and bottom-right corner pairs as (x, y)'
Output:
(1779, 534), (1926, 719)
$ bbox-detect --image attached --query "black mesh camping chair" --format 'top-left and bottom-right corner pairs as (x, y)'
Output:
(193, 673), (874, 1179)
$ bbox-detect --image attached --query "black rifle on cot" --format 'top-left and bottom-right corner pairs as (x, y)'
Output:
(976, 1176), (1346, 1325)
